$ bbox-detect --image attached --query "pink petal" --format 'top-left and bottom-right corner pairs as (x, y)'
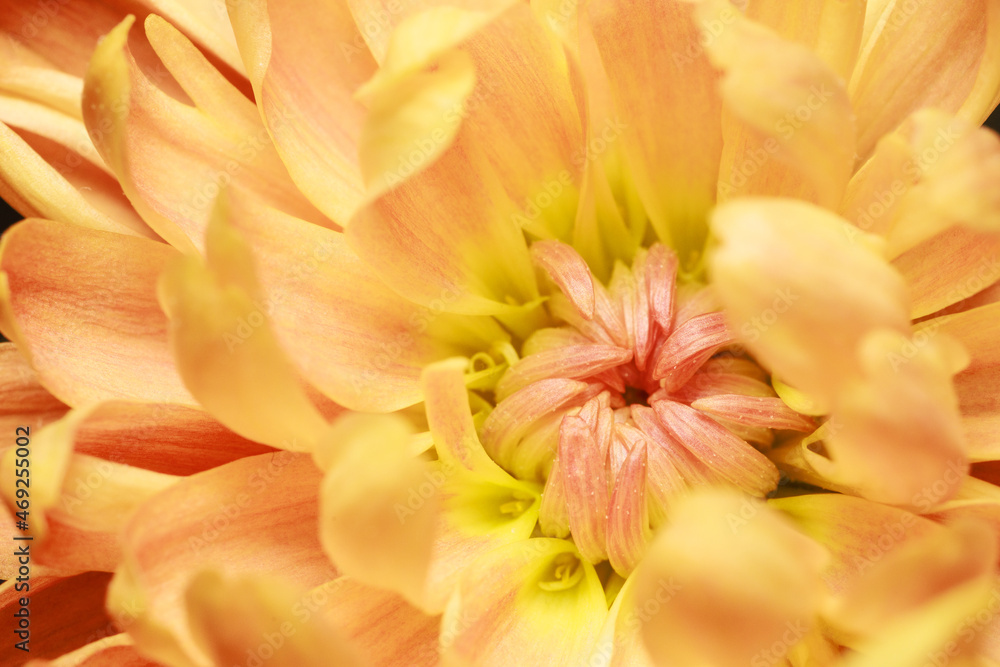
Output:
(531, 240), (596, 320)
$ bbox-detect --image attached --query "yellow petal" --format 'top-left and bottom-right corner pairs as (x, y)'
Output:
(314, 576), (441, 666)
(587, 0), (722, 264)
(771, 493), (944, 595)
(83, 16), (327, 254)
(158, 196), (330, 451)
(185, 571), (364, 667)
(704, 1), (856, 209)
(710, 198), (909, 408)
(635, 488), (827, 667)
(441, 538), (607, 665)
(227, 0), (374, 224)
(745, 0), (867, 81)
(850, 0), (994, 161)
(317, 413), (438, 609)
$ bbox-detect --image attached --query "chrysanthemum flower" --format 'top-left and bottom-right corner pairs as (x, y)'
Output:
(2, 0), (1000, 665)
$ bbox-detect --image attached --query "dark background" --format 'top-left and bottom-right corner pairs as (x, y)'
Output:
(1, 107), (999, 234)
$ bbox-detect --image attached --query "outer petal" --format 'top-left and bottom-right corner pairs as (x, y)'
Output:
(745, 0), (867, 81)
(228, 0), (376, 225)
(0, 0), (243, 79)
(230, 203), (491, 412)
(808, 329), (969, 508)
(0, 120), (152, 238)
(185, 571), (364, 667)
(82, 16), (327, 254)
(849, 0), (995, 161)
(634, 489), (827, 667)
(440, 538), (607, 666)
(159, 198), (332, 451)
(0, 342), (68, 435)
(587, 0), (722, 263)
(771, 493), (943, 594)
(107, 453), (336, 667)
(824, 519), (999, 665)
(0, 572), (117, 663)
(926, 302), (1000, 460)
(0, 219), (194, 407)
(709, 198), (910, 408)
(704, 4), (856, 209)
(297, 576), (437, 666)
(24, 634), (157, 667)
(348, 3), (582, 314)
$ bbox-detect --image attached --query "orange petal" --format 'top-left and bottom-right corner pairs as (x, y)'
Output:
(185, 571), (364, 667)
(0, 342), (68, 435)
(159, 197), (331, 451)
(925, 302), (1000, 461)
(317, 576), (441, 666)
(705, 2), (856, 209)
(0, 572), (117, 663)
(0, 0), (243, 80)
(107, 453), (336, 667)
(229, 203), (477, 412)
(826, 518), (998, 647)
(745, 0), (867, 81)
(849, 0), (995, 161)
(82, 16), (327, 254)
(771, 493), (943, 595)
(559, 414), (610, 563)
(531, 239), (596, 320)
(894, 226), (1000, 320)
(348, 3), (582, 313)
(227, 0), (374, 225)
(24, 633), (157, 667)
(635, 488), (827, 667)
(654, 400), (779, 496)
(0, 219), (192, 407)
(710, 198), (910, 408)
(606, 440), (649, 577)
(587, 0), (722, 262)
(822, 328), (968, 508)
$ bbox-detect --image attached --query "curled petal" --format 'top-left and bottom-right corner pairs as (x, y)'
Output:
(654, 400), (779, 497)
(531, 239), (596, 320)
(228, 0), (375, 224)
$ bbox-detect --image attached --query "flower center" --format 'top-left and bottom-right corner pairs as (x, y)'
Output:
(479, 243), (814, 578)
